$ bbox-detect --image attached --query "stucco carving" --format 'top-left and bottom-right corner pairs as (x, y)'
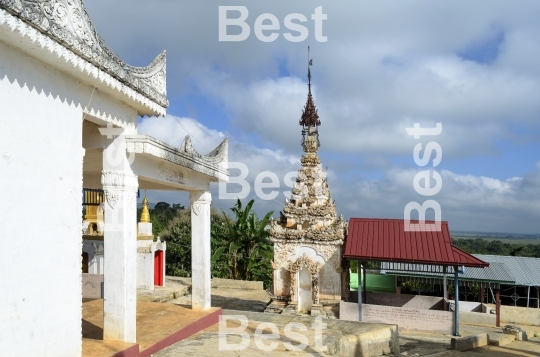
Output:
(179, 135), (228, 165)
(300, 154), (320, 166)
(290, 272), (297, 301)
(105, 190), (119, 209)
(270, 61), (343, 306)
(101, 170), (138, 191)
(273, 242), (339, 269)
(287, 254), (322, 275)
(285, 254), (322, 305)
(125, 136), (229, 182)
(0, 0), (167, 107)
(189, 190), (211, 205)
(312, 275), (320, 304)
(0, 8), (165, 115)
(191, 204), (201, 216)
(270, 223), (344, 243)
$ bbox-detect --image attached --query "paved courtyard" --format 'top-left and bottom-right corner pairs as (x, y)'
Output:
(150, 280), (540, 357)
(167, 286), (271, 313)
(155, 321), (540, 357)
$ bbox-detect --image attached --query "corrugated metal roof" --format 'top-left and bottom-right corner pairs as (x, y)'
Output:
(381, 262), (515, 284)
(473, 255), (540, 286)
(344, 218), (489, 267)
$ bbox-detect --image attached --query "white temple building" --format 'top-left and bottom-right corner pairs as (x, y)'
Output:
(0, 1), (228, 356)
(269, 62), (346, 316)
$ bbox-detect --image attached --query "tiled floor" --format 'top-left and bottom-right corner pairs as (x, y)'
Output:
(82, 299), (220, 357)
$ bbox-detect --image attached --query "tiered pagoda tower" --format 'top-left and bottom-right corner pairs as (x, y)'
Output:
(269, 55), (346, 315)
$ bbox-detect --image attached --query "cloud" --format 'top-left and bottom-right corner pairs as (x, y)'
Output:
(85, 1), (540, 232)
(138, 115), (225, 154)
(138, 114), (299, 215)
(86, 1), (540, 160)
(340, 165), (540, 234)
(138, 115), (540, 233)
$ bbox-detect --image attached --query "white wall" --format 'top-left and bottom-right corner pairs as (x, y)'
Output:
(0, 36), (133, 356)
(340, 302), (455, 334)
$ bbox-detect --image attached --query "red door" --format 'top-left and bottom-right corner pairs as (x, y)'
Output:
(154, 250), (164, 286)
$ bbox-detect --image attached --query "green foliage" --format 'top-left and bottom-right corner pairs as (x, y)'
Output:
(136, 201), (185, 236)
(157, 199), (274, 289)
(159, 207), (226, 278)
(452, 238), (540, 258)
(159, 208), (192, 277)
(211, 199), (274, 289)
(349, 260), (378, 273)
(401, 281), (434, 295)
(350, 260), (358, 273)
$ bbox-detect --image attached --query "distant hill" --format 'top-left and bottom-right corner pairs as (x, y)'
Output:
(451, 230), (540, 239)
(450, 233), (540, 257)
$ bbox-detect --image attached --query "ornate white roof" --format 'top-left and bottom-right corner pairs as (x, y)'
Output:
(125, 135), (229, 182)
(0, 0), (167, 108)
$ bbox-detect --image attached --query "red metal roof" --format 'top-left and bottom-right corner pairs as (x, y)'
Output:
(344, 218), (488, 268)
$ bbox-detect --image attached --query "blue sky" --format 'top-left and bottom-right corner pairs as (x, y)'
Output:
(85, 1), (540, 234)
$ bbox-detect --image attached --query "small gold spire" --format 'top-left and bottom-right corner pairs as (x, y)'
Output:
(140, 194), (151, 223)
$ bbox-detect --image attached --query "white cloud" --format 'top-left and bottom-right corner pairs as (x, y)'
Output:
(138, 115), (540, 233)
(84, 1), (540, 232)
(138, 115), (225, 154)
(339, 165), (540, 233)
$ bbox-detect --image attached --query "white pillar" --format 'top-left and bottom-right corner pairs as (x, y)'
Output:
(190, 190), (212, 310)
(101, 131), (138, 342)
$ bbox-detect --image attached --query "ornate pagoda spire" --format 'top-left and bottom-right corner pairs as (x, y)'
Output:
(269, 47), (344, 245)
(300, 47), (321, 155)
(268, 48), (346, 310)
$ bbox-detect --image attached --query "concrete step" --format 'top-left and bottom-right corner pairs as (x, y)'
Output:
(488, 332), (515, 346)
(222, 309), (400, 356)
(451, 334), (488, 351)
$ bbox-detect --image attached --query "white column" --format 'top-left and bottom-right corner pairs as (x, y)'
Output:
(190, 190), (212, 310)
(101, 132), (138, 342)
(102, 170), (138, 342)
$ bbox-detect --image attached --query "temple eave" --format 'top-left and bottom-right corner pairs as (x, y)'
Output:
(0, 1), (167, 109)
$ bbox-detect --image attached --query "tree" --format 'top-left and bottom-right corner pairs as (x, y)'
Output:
(160, 208), (225, 277)
(155, 199), (275, 288)
(211, 199), (274, 287)
(139, 201), (185, 235)
(160, 209), (192, 277)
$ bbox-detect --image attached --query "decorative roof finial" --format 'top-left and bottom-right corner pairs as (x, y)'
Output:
(300, 46), (320, 129)
(308, 45), (312, 92)
(140, 191), (151, 223)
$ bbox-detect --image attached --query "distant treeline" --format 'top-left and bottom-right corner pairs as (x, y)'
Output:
(452, 238), (540, 258)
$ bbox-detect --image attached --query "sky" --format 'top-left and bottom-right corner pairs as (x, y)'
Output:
(85, 1), (540, 234)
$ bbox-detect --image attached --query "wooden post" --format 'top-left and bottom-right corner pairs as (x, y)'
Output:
(495, 288), (501, 327)
(396, 280), (401, 295)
